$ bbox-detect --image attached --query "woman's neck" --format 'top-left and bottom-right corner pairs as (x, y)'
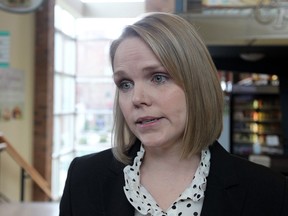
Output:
(142, 148), (200, 173)
(139, 146), (201, 211)
(142, 144), (200, 170)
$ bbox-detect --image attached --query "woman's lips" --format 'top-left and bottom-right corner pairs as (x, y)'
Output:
(136, 117), (163, 125)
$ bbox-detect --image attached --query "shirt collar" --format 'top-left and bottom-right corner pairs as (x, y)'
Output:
(123, 145), (211, 214)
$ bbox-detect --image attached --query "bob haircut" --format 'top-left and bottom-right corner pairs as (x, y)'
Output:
(110, 12), (224, 164)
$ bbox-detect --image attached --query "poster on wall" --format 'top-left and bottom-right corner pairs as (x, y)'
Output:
(0, 31), (10, 68)
(0, 68), (25, 122)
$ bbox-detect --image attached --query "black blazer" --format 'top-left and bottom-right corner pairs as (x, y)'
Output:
(59, 141), (288, 216)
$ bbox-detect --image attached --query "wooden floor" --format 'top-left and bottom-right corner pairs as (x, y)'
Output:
(0, 202), (59, 216)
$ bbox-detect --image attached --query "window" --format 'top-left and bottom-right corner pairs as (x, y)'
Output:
(53, 5), (136, 199)
(52, 5), (77, 199)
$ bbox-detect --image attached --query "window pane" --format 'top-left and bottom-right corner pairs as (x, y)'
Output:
(60, 8), (76, 37)
(54, 74), (62, 114)
(63, 39), (76, 75)
(54, 33), (63, 72)
(54, 75), (75, 114)
(54, 5), (62, 30)
(75, 80), (115, 153)
(77, 40), (112, 76)
(62, 76), (75, 113)
(53, 115), (75, 155)
(52, 153), (74, 199)
(76, 80), (115, 110)
(75, 110), (113, 154)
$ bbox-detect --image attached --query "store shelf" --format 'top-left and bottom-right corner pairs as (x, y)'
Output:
(230, 85), (284, 156)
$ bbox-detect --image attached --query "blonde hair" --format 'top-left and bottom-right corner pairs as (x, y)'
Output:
(110, 12), (224, 164)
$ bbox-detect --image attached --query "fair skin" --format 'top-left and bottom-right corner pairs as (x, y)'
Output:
(113, 37), (200, 211)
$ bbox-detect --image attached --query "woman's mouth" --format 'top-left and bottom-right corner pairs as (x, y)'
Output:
(136, 117), (162, 125)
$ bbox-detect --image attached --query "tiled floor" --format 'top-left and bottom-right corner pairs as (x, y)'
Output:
(0, 202), (59, 216)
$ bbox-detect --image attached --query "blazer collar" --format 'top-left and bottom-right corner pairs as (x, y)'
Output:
(201, 141), (247, 216)
(109, 139), (141, 174)
(105, 140), (141, 216)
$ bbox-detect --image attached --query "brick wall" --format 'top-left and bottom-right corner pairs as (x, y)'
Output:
(33, 0), (55, 201)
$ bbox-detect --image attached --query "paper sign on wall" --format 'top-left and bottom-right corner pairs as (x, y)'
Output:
(0, 31), (10, 68)
(0, 68), (25, 121)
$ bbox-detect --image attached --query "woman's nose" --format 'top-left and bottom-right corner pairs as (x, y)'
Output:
(131, 84), (151, 108)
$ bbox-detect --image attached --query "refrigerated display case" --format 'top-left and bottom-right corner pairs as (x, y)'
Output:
(230, 85), (284, 156)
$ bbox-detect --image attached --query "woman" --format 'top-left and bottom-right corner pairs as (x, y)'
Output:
(59, 12), (288, 216)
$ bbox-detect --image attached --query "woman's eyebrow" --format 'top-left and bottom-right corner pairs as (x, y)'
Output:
(113, 64), (164, 74)
(143, 65), (165, 71)
(113, 70), (127, 78)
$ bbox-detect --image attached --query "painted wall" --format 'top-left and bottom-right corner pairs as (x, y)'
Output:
(0, 10), (35, 201)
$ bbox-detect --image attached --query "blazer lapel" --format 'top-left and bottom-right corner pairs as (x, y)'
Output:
(104, 172), (134, 216)
(104, 141), (141, 216)
(101, 140), (248, 216)
(201, 141), (247, 216)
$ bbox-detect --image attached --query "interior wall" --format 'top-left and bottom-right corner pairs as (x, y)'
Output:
(182, 14), (288, 45)
(0, 10), (35, 201)
(80, 1), (288, 44)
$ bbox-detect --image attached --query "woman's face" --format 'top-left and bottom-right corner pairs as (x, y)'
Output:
(113, 37), (187, 150)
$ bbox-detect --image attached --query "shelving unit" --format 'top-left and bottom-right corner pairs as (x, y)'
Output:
(230, 85), (284, 156)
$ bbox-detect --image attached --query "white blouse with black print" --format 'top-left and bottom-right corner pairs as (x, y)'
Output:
(123, 145), (211, 216)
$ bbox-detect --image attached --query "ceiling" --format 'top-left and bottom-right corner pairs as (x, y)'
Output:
(208, 45), (288, 73)
(57, 0), (288, 45)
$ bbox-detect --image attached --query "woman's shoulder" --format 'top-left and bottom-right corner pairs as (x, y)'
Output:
(230, 153), (285, 183)
(76, 147), (115, 163)
(210, 142), (287, 185)
(67, 148), (124, 177)
(208, 142), (288, 215)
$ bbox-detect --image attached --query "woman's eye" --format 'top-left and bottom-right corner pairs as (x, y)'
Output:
(152, 74), (168, 84)
(119, 81), (133, 91)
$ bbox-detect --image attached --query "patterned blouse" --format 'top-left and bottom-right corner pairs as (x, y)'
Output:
(123, 145), (211, 216)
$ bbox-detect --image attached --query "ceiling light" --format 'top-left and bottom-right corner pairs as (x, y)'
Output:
(240, 53), (265, 61)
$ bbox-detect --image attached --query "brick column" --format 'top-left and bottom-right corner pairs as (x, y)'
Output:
(33, 0), (55, 201)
